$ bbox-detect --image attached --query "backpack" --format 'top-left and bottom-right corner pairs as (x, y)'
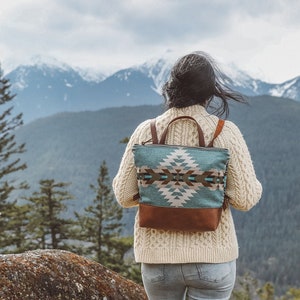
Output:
(132, 116), (229, 232)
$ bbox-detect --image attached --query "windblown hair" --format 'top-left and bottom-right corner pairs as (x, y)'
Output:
(162, 51), (246, 117)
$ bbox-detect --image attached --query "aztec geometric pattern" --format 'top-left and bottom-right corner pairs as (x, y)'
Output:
(133, 144), (229, 209)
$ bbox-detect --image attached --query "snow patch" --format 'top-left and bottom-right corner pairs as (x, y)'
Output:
(117, 71), (131, 81)
(252, 80), (258, 92)
(75, 67), (106, 83)
(136, 57), (174, 93)
(269, 78), (298, 97)
(29, 55), (72, 72)
(11, 67), (28, 91)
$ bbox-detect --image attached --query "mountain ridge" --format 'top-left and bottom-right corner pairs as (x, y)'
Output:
(5, 55), (300, 124)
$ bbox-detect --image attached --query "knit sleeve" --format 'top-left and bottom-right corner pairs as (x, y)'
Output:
(112, 120), (150, 208)
(220, 121), (263, 211)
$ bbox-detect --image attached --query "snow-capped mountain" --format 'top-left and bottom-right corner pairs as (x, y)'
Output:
(136, 50), (178, 93)
(5, 55), (300, 124)
(268, 76), (300, 99)
(133, 55), (299, 101)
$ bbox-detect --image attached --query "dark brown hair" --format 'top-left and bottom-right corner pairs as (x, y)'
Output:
(162, 51), (246, 117)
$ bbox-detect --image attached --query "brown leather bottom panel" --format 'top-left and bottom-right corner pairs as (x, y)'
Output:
(139, 203), (222, 232)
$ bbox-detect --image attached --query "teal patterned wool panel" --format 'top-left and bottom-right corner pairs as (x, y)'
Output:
(133, 144), (230, 208)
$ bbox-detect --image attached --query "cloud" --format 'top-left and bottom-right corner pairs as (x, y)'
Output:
(112, 1), (232, 43)
(0, 0), (299, 81)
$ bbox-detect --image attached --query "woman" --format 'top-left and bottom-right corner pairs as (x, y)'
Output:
(113, 51), (262, 300)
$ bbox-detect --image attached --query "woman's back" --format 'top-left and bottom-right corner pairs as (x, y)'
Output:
(112, 51), (262, 300)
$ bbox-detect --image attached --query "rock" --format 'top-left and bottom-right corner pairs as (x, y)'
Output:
(0, 249), (147, 300)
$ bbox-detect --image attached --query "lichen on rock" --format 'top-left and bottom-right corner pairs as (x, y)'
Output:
(0, 249), (147, 300)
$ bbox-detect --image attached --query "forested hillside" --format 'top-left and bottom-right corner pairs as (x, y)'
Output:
(226, 96), (300, 290)
(12, 95), (300, 291)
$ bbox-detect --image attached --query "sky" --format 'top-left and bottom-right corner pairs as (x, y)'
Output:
(0, 0), (299, 83)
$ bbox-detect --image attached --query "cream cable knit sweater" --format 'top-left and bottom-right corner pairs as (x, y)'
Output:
(113, 105), (262, 264)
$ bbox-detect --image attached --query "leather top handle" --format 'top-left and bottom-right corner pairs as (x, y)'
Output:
(160, 116), (205, 146)
(151, 116), (205, 147)
(150, 117), (225, 147)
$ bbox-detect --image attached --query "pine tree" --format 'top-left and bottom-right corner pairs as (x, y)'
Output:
(231, 273), (259, 300)
(25, 179), (75, 250)
(281, 287), (300, 300)
(0, 65), (27, 251)
(5, 203), (31, 253)
(75, 161), (129, 271)
(258, 282), (275, 300)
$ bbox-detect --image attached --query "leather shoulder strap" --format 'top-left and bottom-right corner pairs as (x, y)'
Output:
(207, 119), (225, 147)
(150, 119), (158, 144)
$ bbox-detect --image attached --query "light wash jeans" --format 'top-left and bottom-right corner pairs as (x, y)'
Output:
(141, 260), (236, 300)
